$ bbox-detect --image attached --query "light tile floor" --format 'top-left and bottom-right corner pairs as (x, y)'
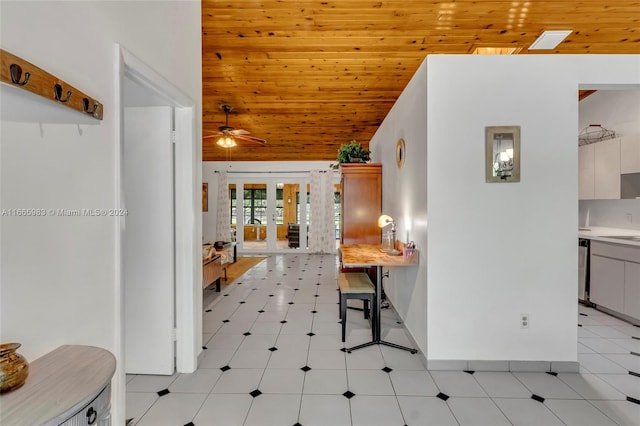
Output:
(127, 254), (640, 426)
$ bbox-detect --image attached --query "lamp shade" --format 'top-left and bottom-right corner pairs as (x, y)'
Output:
(378, 214), (394, 228)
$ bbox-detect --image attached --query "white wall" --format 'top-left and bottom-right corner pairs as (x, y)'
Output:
(368, 59), (429, 354)
(0, 1), (201, 423)
(425, 55), (640, 362)
(579, 90), (640, 140)
(370, 54), (640, 364)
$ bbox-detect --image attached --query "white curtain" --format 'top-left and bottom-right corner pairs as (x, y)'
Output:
(322, 171), (336, 253)
(308, 170), (336, 254)
(215, 171), (231, 241)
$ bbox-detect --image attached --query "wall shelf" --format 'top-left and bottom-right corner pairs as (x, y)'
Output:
(1, 49), (103, 122)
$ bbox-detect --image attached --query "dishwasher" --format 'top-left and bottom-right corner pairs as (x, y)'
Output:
(578, 238), (590, 304)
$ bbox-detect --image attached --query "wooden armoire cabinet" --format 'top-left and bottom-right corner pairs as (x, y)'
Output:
(340, 163), (382, 244)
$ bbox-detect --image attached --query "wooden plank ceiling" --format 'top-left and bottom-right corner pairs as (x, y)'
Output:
(202, 1), (640, 161)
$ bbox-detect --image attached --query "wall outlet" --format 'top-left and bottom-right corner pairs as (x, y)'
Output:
(626, 213), (633, 224)
(520, 313), (529, 328)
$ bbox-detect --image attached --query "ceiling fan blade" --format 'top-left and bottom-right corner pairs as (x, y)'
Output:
(203, 132), (223, 139)
(235, 134), (267, 145)
(229, 129), (250, 136)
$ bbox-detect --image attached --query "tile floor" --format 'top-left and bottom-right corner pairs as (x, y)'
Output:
(126, 254), (640, 426)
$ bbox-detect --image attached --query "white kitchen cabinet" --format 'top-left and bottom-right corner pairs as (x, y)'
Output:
(594, 138), (621, 199)
(590, 241), (640, 322)
(590, 254), (625, 313)
(620, 136), (640, 174)
(624, 261), (640, 319)
(578, 144), (595, 200)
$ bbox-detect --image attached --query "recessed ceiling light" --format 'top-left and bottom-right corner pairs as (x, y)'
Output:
(472, 47), (522, 55)
(528, 30), (572, 50)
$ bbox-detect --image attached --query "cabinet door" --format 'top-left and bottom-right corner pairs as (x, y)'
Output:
(590, 254), (625, 312)
(578, 144), (595, 200)
(621, 136), (640, 174)
(624, 261), (640, 320)
(340, 164), (382, 244)
(594, 138), (620, 199)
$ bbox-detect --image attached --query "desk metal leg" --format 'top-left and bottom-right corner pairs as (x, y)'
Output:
(346, 266), (417, 354)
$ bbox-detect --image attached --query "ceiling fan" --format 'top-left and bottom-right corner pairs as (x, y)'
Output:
(204, 104), (267, 148)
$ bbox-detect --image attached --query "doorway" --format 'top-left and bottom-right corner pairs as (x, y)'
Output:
(229, 178), (310, 253)
(117, 46), (199, 378)
(123, 105), (175, 374)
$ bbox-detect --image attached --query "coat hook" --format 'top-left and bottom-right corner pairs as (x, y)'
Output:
(82, 98), (99, 117)
(54, 83), (72, 103)
(9, 64), (30, 86)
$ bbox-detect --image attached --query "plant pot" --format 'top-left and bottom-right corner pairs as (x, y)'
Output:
(0, 343), (29, 393)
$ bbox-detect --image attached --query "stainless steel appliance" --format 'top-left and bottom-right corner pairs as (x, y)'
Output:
(578, 238), (590, 303)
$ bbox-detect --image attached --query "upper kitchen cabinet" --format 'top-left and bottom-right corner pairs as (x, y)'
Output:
(620, 136), (640, 199)
(579, 138), (622, 200)
(594, 138), (621, 199)
(621, 136), (640, 174)
(578, 144), (595, 200)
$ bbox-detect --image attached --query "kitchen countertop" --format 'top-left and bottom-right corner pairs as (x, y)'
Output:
(578, 226), (640, 247)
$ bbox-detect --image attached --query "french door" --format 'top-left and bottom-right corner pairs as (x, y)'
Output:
(230, 178), (309, 253)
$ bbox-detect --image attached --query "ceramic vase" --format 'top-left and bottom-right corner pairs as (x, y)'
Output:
(0, 343), (29, 393)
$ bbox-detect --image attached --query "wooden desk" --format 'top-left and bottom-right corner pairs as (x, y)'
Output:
(340, 244), (418, 353)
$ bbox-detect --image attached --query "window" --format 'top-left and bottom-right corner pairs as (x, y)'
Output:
(296, 191), (310, 224)
(275, 189), (284, 225)
(228, 187), (283, 225)
(244, 188), (266, 224)
(230, 188), (236, 224)
(334, 191), (341, 239)
(295, 191), (340, 239)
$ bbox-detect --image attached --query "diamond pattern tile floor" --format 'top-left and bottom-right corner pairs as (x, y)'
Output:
(126, 254), (640, 425)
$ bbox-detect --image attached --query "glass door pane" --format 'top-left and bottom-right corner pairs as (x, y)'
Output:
(242, 183), (268, 251)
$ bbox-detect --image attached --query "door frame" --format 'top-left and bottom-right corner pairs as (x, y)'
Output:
(115, 44), (200, 389)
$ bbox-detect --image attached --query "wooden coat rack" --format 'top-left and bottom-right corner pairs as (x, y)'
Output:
(0, 49), (103, 120)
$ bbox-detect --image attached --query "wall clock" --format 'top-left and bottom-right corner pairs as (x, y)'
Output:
(395, 138), (406, 168)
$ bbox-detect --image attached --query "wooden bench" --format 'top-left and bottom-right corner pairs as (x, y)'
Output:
(203, 254), (222, 292)
(338, 272), (376, 342)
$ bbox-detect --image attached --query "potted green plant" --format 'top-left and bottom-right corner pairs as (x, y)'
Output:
(330, 140), (371, 169)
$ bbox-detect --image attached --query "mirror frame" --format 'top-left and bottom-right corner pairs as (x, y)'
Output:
(396, 138), (406, 168)
(485, 125), (521, 183)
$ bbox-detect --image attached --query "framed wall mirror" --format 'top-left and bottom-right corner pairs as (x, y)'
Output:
(485, 126), (521, 183)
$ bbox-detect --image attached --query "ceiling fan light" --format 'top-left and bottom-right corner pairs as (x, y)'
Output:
(216, 135), (237, 148)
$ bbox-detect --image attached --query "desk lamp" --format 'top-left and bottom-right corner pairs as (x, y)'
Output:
(378, 214), (399, 255)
